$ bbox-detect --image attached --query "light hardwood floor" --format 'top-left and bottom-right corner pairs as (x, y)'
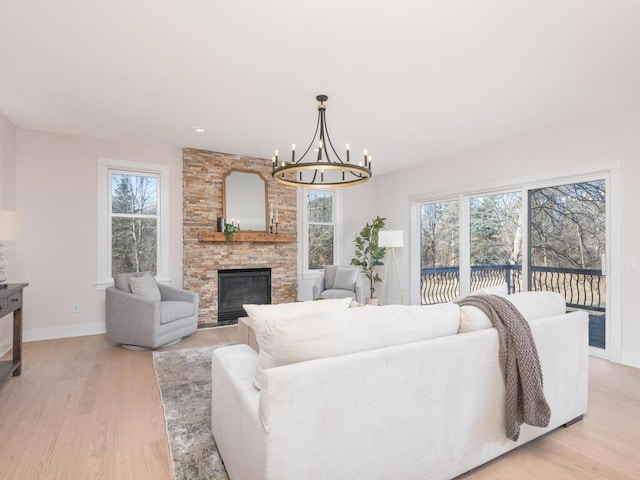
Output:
(1, 328), (639, 480)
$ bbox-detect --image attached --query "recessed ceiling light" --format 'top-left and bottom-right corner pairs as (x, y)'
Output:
(194, 128), (205, 133)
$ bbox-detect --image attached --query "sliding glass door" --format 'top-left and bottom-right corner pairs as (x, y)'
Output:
(419, 199), (459, 303)
(529, 180), (606, 349)
(469, 192), (522, 294)
(418, 177), (608, 352)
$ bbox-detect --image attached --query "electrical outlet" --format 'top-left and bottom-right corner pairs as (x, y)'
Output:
(72, 303), (80, 313)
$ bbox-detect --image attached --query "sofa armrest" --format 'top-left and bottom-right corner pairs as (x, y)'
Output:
(312, 273), (325, 299)
(211, 345), (264, 480)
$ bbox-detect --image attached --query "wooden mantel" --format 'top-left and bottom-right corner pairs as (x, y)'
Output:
(198, 231), (295, 243)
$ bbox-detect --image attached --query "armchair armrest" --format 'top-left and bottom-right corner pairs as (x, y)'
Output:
(105, 286), (161, 345)
(158, 283), (198, 303)
(312, 273), (326, 300)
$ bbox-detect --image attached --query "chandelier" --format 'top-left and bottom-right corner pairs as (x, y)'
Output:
(271, 95), (372, 188)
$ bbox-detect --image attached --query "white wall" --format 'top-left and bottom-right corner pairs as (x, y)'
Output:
(0, 111), (17, 352)
(374, 110), (640, 367)
(15, 129), (183, 341)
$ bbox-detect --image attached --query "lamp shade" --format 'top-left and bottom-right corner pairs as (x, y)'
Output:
(378, 230), (404, 248)
(0, 210), (21, 241)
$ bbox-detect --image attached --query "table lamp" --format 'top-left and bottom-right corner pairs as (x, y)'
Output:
(0, 210), (21, 288)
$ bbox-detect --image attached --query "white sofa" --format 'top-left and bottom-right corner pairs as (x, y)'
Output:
(211, 293), (589, 480)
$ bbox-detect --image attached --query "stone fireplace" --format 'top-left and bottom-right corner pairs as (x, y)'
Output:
(182, 148), (297, 327)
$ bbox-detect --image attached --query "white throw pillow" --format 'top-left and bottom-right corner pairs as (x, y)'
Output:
(332, 267), (359, 290)
(458, 291), (566, 333)
(128, 273), (161, 301)
(253, 303), (460, 390)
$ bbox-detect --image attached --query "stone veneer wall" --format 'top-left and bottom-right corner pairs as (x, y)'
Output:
(183, 148), (298, 326)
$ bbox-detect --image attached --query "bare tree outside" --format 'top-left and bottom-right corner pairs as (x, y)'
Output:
(420, 200), (459, 268)
(530, 181), (605, 269)
(307, 191), (334, 269)
(111, 173), (158, 275)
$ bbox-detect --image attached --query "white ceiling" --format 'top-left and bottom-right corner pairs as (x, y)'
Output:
(1, 0), (639, 175)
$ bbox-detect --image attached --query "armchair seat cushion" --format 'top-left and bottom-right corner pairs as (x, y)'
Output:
(319, 288), (357, 301)
(160, 301), (196, 325)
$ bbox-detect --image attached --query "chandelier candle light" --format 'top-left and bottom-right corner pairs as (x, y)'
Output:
(271, 95), (373, 187)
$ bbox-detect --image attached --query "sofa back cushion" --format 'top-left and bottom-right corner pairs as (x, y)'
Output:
(459, 291), (566, 333)
(244, 297), (352, 322)
(253, 303), (460, 389)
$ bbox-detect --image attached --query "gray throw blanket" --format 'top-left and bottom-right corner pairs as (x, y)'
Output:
(456, 294), (551, 441)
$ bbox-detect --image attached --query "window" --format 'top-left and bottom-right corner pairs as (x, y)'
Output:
(305, 190), (335, 271)
(414, 175), (612, 354)
(419, 199), (460, 303)
(97, 159), (169, 287)
(110, 171), (159, 275)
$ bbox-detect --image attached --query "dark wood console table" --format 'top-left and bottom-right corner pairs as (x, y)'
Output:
(0, 283), (28, 384)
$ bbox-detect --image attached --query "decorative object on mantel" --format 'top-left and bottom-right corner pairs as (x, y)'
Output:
(378, 230), (407, 305)
(271, 94), (373, 188)
(224, 220), (239, 243)
(351, 216), (387, 303)
(0, 210), (21, 288)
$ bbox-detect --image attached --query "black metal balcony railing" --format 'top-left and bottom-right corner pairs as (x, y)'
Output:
(420, 264), (605, 312)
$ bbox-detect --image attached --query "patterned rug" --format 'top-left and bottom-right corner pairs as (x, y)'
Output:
(153, 344), (231, 480)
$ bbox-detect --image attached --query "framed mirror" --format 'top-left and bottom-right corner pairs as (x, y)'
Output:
(223, 170), (268, 231)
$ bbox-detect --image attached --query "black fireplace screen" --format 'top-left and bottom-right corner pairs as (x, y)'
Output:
(218, 268), (271, 325)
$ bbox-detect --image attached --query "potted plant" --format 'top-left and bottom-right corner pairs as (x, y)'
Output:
(351, 216), (387, 304)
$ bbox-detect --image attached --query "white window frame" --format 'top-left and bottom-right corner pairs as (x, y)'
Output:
(410, 163), (621, 362)
(301, 188), (342, 276)
(96, 158), (170, 289)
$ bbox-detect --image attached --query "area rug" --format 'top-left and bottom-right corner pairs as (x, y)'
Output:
(153, 344), (231, 480)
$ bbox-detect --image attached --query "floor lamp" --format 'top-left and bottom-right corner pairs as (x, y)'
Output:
(0, 210), (20, 288)
(378, 230), (406, 305)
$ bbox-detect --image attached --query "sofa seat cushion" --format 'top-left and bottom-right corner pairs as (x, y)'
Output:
(160, 301), (195, 325)
(253, 303), (460, 389)
(459, 291), (566, 333)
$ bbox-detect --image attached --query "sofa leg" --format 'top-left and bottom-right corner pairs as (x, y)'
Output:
(562, 415), (584, 427)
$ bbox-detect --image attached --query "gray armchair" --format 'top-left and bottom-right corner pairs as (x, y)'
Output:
(312, 265), (365, 304)
(106, 272), (199, 349)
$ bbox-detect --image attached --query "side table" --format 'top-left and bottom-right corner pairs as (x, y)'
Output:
(237, 316), (259, 352)
(0, 283), (28, 385)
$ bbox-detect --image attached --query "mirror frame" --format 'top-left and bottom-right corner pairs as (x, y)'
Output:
(222, 169), (269, 231)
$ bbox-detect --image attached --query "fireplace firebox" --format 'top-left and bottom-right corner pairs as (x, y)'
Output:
(218, 268), (271, 325)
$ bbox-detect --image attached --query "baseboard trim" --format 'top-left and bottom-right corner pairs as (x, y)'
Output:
(24, 323), (106, 343)
(619, 351), (640, 369)
(0, 343), (11, 357)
